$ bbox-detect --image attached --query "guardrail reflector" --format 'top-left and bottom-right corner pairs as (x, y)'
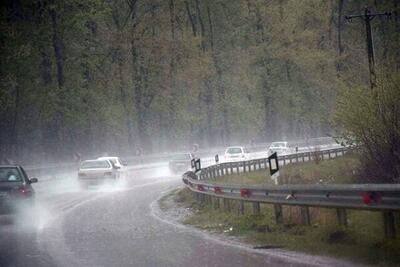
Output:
(214, 187), (222, 194)
(240, 189), (251, 197)
(362, 192), (382, 205)
(197, 185), (205, 191)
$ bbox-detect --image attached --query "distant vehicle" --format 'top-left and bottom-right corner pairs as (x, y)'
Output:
(98, 156), (127, 180)
(78, 159), (121, 189)
(267, 141), (293, 156)
(97, 156), (126, 169)
(169, 153), (194, 174)
(0, 165), (38, 215)
(224, 146), (249, 162)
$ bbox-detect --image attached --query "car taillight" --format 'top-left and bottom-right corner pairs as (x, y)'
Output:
(15, 187), (33, 198)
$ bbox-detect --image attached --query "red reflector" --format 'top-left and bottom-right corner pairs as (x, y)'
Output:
(197, 185), (205, 191)
(362, 192), (381, 205)
(240, 189), (250, 197)
(214, 187), (222, 194)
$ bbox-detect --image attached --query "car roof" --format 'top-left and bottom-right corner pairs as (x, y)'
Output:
(226, 146), (244, 149)
(81, 159), (110, 163)
(97, 156), (119, 160)
(0, 165), (21, 168)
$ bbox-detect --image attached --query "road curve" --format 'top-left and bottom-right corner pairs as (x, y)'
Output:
(1, 164), (358, 267)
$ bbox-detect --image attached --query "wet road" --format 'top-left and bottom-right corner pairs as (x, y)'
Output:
(0, 164), (353, 267)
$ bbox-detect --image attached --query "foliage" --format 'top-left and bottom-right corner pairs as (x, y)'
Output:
(333, 73), (400, 182)
(0, 0), (399, 164)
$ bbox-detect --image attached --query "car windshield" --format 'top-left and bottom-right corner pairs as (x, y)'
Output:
(0, 167), (22, 182)
(80, 160), (110, 169)
(172, 154), (191, 160)
(227, 148), (243, 154)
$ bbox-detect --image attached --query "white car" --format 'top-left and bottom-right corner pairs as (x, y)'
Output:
(98, 156), (127, 178)
(78, 159), (122, 189)
(267, 141), (293, 156)
(97, 156), (126, 170)
(224, 146), (249, 162)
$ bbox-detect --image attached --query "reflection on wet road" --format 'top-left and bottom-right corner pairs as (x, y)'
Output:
(0, 163), (351, 267)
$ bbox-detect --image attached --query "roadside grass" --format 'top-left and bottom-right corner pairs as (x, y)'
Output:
(169, 154), (400, 266)
(211, 153), (361, 185)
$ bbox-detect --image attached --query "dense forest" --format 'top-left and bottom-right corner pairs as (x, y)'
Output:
(0, 0), (399, 163)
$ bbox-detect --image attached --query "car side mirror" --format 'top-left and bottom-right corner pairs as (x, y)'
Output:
(29, 178), (38, 184)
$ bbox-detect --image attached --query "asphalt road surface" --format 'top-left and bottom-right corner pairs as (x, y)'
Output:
(0, 162), (354, 267)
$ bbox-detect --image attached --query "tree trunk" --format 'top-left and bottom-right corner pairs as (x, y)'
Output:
(184, 0), (197, 37)
(50, 6), (64, 88)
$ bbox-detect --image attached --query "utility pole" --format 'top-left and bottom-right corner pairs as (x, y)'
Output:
(345, 7), (391, 89)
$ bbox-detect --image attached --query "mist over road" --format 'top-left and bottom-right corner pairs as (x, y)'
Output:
(0, 150), (347, 267)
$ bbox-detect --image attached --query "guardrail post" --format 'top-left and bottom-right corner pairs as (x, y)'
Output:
(206, 195), (212, 205)
(274, 204), (283, 224)
(213, 197), (220, 209)
(199, 193), (205, 204)
(258, 159), (262, 170)
(230, 163), (233, 174)
(264, 158), (268, 169)
(252, 202), (260, 215)
(335, 150), (338, 158)
(236, 163), (240, 173)
(223, 198), (231, 212)
(243, 162), (247, 173)
(383, 211), (396, 239)
(328, 150), (332, 159)
(300, 207), (311, 225)
(302, 153), (305, 162)
(336, 208), (348, 226)
(238, 200), (245, 215)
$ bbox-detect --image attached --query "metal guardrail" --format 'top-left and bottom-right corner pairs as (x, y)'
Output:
(183, 176), (400, 211)
(17, 136), (337, 172)
(182, 147), (400, 239)
(198, 147), (347, 180)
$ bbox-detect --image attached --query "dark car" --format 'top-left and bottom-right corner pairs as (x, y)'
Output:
(0, 165), (38, 214)
(169, 153), (194, 174)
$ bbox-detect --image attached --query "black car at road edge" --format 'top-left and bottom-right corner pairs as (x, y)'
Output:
(0, 165), (38, 214)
